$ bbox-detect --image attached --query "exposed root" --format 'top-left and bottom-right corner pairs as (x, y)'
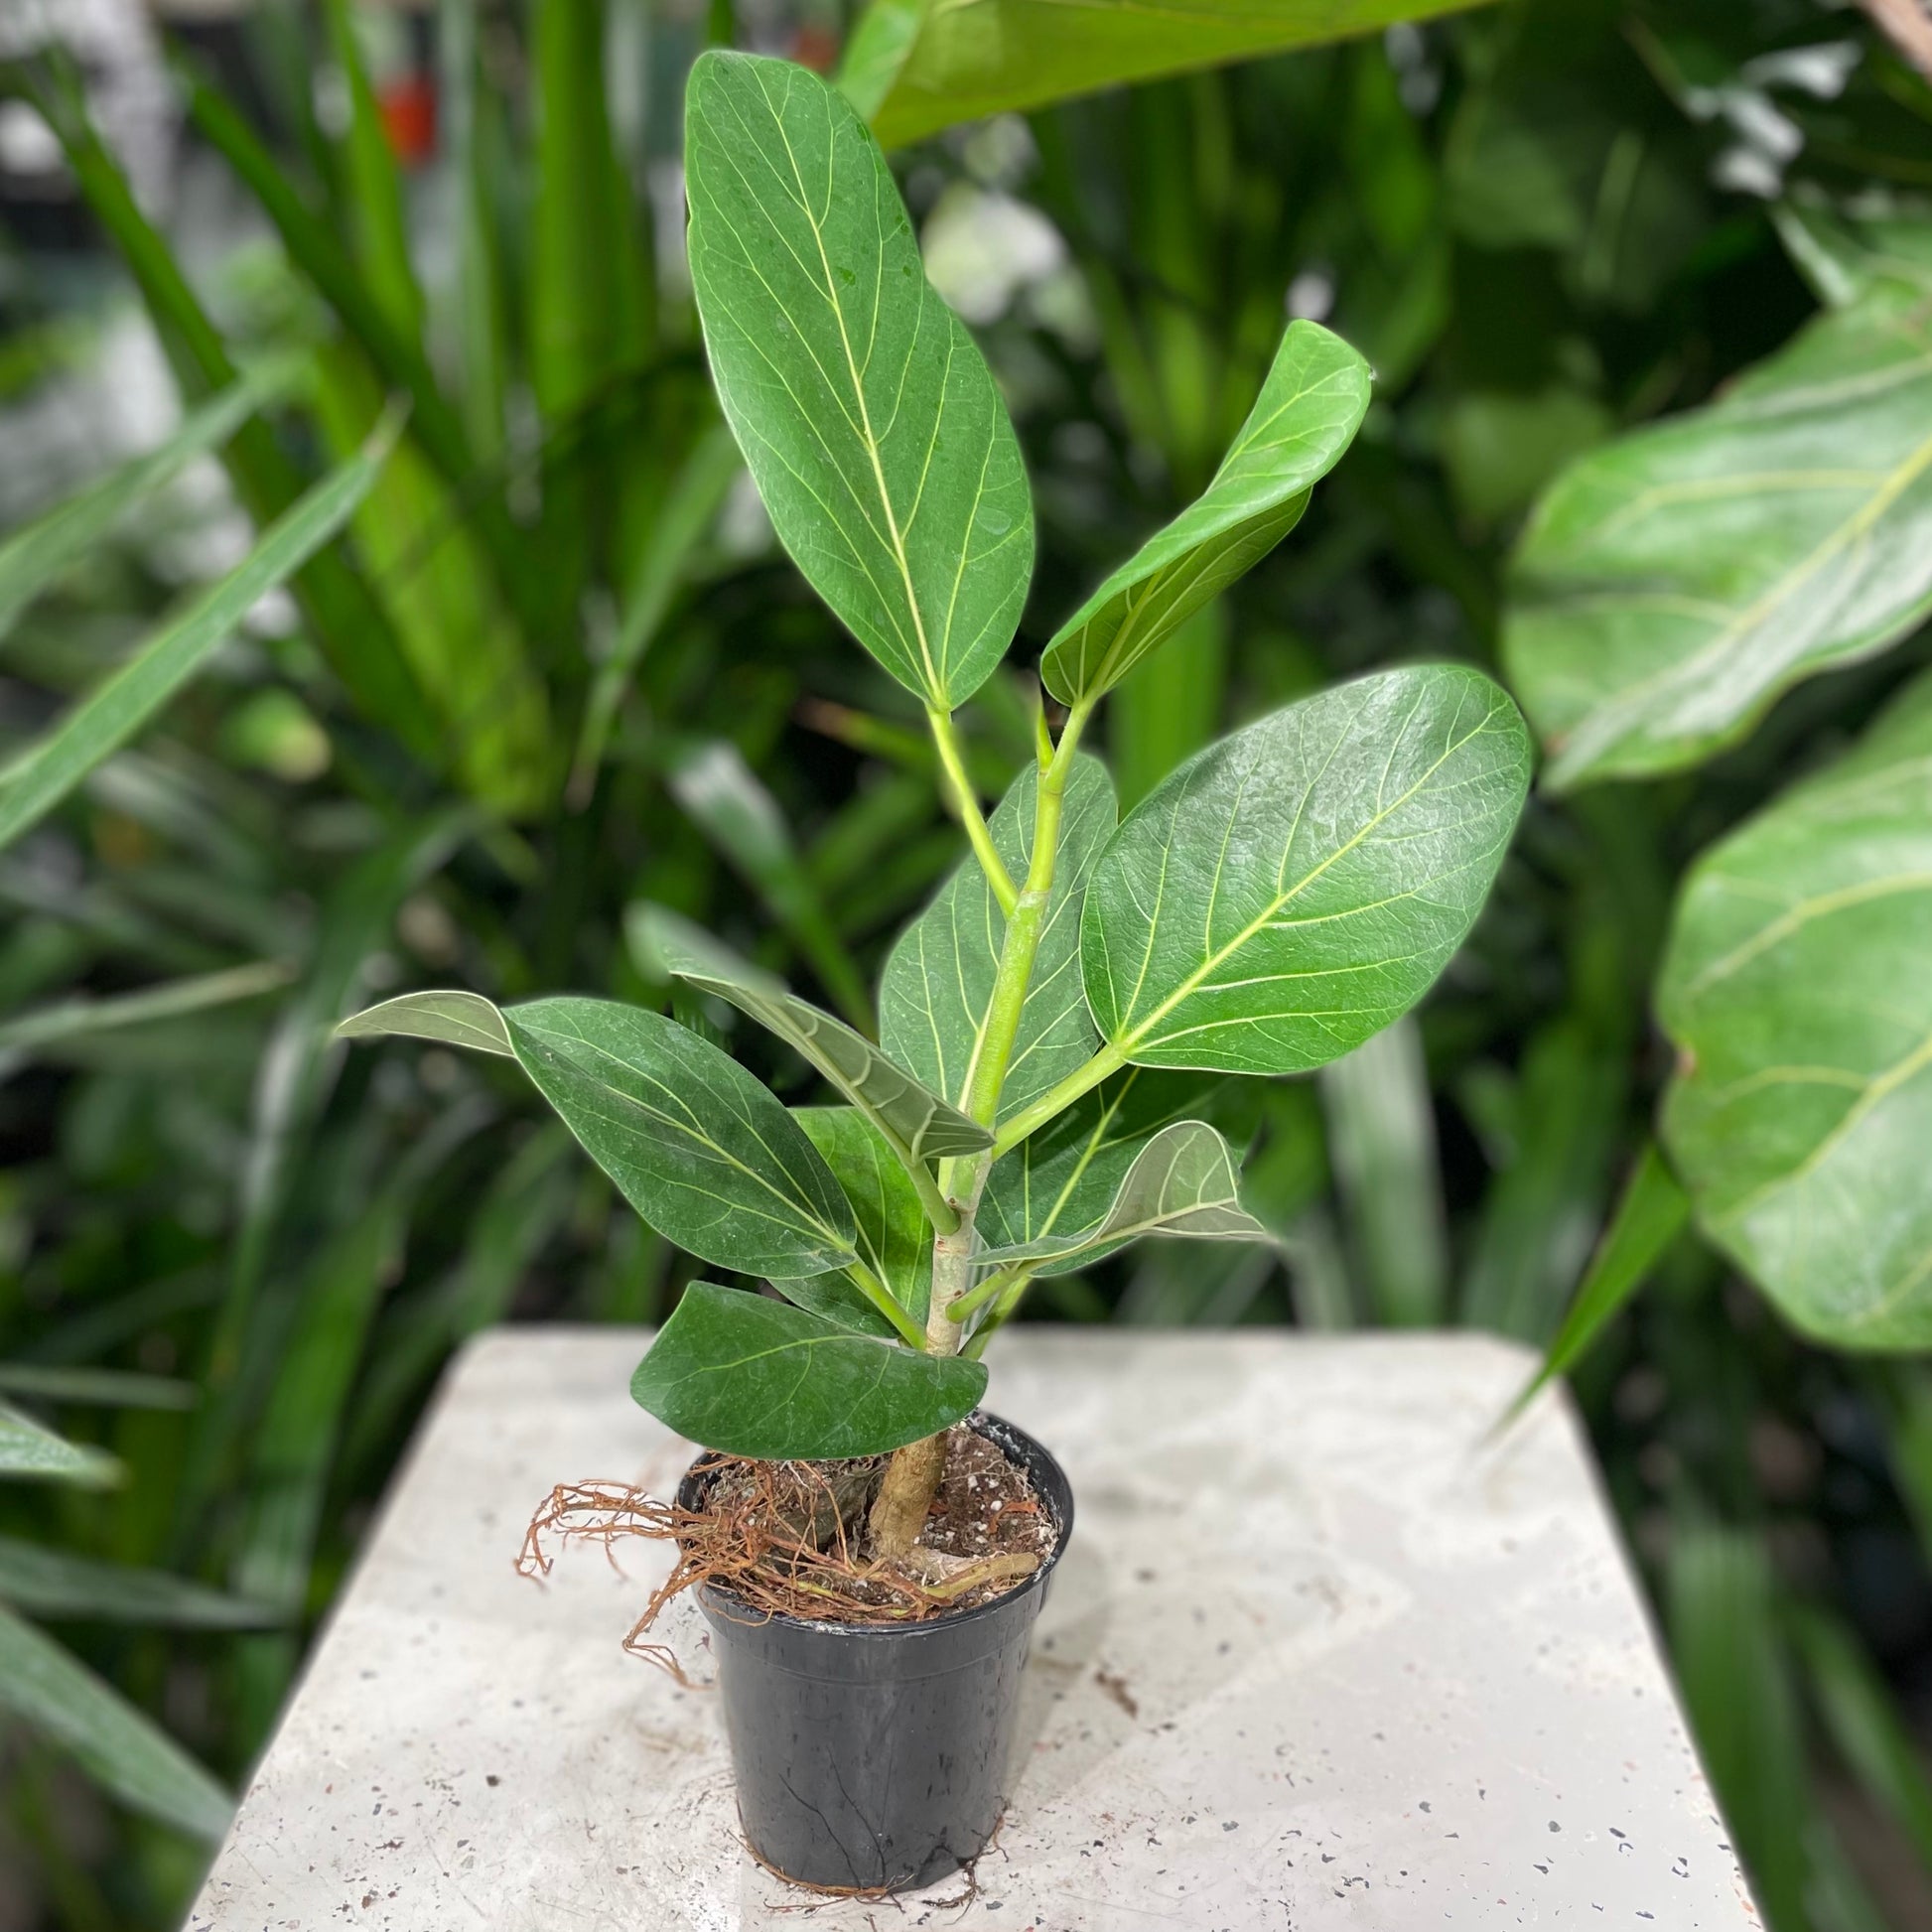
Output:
(516, 1453), (1041, 1674)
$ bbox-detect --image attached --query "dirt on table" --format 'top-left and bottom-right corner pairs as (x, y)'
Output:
(517, 1422), (1059, 1658)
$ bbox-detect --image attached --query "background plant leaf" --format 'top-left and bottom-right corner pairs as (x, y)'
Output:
(629, 1281), (985, 1458)
(1082, 666), (1531, 1073)
(1658, 671), (1932, 1348)
(0, 1403), (121, 1488)
(685, 50), (1033, 708)
(1504, 274), (1932, 790)
(881, 755), (1115, 1115)
(1041, 320), (1370, 705)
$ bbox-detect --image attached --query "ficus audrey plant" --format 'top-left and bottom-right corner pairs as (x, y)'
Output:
(340, 51), (1532, 1565)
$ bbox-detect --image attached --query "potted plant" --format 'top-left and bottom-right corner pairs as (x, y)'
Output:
(340, 51), (1531, 1896)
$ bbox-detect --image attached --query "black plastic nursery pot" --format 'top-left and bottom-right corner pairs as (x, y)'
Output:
(676, 1413), (1073, 1892)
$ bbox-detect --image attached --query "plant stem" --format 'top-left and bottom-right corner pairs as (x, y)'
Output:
(845, 1260), (928, 1348)
(961, 1266), (1037, 1359)
(926, 705), (1018, 915)
(989, 1039), (1127, 1160)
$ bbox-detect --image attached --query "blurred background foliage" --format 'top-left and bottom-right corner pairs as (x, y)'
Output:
(0, 0), (1930, 1924)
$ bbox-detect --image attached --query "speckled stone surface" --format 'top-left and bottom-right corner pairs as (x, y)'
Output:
(188, 1327), (1759, 1929)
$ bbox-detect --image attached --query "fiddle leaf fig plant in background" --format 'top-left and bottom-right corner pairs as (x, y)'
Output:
(341, 51), (1532, 1560)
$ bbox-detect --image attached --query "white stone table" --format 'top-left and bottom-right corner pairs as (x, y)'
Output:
(189, 1327), (1760, 1929)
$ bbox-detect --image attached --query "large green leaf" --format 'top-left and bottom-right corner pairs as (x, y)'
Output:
(1658, 673), (1932, 1348)
(774, 1107), (934, 1333)
(0, 1601), (231, 1841)
(977, 1065), (1222, 1276)
(684, 51), (1033, 709)
(841, 0), (1488, 149)
(881, 756), (1116, 1116)
(0, 424), (392, 854)
(0, 1538), (279, 1629)
(1081, 667), (1531, 1074)
(0, 1402), (120, 1488)
(340, 992), (859, 1277)
(1504, 278), (1932, 790)
(975, 1120), (1260, 1269)
(0, 355), (298, 646)
(630, 1281), (985, 1458)
(1041, 322), (1370, 706)
(630, 904), (987, 1164)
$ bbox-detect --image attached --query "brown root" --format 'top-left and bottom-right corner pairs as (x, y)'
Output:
(517, 1452), (1038, 1673)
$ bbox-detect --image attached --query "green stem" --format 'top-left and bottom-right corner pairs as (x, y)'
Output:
(948, 1262), (1023, 1324)
(927, 706), (1017, 915)
(962, 1267), (1037, 1359)
(899, 1150), (960, 1237)
(989, 1039), (1127, 1160)
(845, 1260), (927, 1348)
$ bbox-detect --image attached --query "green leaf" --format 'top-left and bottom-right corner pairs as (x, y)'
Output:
(1503, 278), (1932, 789)
(0, 355), (299, 646)
(0, 1366), (194, 1411)
(335, 989), (514, 1057)
(975, 1119), (1261, 1269)
(685, 51), (1033, 709)
(882, 755), (1116, 1116)
(0, 1538), (279, 1629)
(1504, 1141), (1689, 1420)
(977, 1065), (1223, 1277)
(785, 1106), (933, 1326)
(631, 905), (987, 1169)
(340, 989), (859, 1276)
(0, 421), (393, 855)
(507, 999), (858, 1277)
(630, 1281), (985, 1458)
(1657, 672), (1932, 1349)
(0, 1601), (232, 1841)
(1041, 322), (1369, 706)
(841, 0), (1488, 149)
(0, 962), (290, 1058)
(0, 1402), (120, 1488)
(1081, 666), (1531, 1074)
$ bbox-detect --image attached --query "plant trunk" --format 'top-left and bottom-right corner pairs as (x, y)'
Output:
(870, 1206), (979, 1559)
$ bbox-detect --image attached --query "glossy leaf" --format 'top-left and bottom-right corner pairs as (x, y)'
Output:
(629, 1281), (985, 1458)
(975, 1119), (1261, 1268)
(1082, 666), (1531, 1073)
(0, 1403), (120, 1488)
(1504, 279), (1932, 789)
(0, 424), (393, 855)
(1658, 673), (1932, 1348)
(774, 1107), (934, 1334)
(841, 0), (1488, 148)
(336, 989), (514, 1057)
(685, 51), (1033, 708)
(881, 756), (1116, 1116)
(340, 990), (858, 1277)
(630, 903), (988, 1162)
(0, 355), (299, 645)
(505, 999), (858, 1278)
(1041, 322), (1370, 705)
(0, 1538), (279, 1629)
(0, 1602), (231, 1841)
(977, 1066), (1223, 1276)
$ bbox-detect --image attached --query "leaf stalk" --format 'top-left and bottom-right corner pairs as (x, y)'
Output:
(926, 706), (1018, 915)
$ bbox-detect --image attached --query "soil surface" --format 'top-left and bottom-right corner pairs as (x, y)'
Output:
(691, 1423), (1056, 1622)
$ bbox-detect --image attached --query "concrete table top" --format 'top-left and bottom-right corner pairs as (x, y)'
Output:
(189, 1327), (1759, 1930)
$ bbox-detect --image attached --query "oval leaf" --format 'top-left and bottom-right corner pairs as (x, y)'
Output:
(685, 51), (1033, 708)
(1041, 321), (1370, 706)
(628, 904), (989, 1162)
(1504, 278), (1932, 790)
(630, 1282), (985, 1459)
(336, 989), (514, 1057)
(975, 1119), (1262, 1270)
(505, 998), (858, 1279)
(882, 755), (1116, 1116)
(1658, 672), (1932, 1348)
(1082, 666), (1531, 1073)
